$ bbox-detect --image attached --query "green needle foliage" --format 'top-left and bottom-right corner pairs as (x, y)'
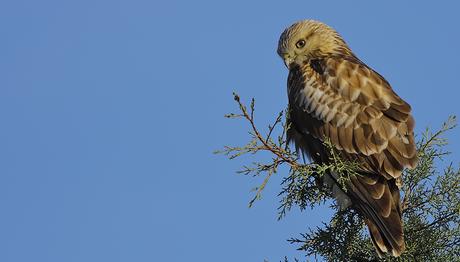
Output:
(217, 93), (460, 262)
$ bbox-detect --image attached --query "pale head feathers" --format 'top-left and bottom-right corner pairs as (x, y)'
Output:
(277, 20), (352, 68)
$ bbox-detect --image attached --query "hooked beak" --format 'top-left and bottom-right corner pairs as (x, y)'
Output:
(282, 54), (294, 69)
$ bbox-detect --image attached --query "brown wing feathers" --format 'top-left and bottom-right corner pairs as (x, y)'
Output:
(349, 174), (405, 256)
(288, 56), (417, 257)
(290, 57), (418, 175)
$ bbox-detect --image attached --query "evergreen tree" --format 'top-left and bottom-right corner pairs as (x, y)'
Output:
(217, 94), (460, 261)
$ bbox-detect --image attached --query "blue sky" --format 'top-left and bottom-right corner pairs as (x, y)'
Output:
(1, 1), (459, 261)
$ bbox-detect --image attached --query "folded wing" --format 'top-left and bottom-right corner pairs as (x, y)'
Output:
(287, 55), (417, 256)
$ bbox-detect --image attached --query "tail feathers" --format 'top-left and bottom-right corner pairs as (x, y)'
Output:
(349, 174), (406, 257)
(365, 216), (405, 257)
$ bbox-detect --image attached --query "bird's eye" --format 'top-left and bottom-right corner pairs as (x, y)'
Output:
(295, 39), (306, 49)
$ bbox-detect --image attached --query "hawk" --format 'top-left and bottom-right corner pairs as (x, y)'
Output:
(277, 20), (417, 257)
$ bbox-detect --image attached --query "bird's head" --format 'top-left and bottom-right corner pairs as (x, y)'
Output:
(277, 20), (352, 69)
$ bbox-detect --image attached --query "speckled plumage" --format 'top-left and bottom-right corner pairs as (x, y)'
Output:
(278, 20), (417, 257)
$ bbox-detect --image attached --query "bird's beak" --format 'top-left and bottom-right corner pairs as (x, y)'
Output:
(283, 54), (294, 69)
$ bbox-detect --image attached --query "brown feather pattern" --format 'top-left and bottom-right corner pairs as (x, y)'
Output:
(279, 20), (417, 257)
(286, 55), (416, 256)
(288, 56), (417, 175)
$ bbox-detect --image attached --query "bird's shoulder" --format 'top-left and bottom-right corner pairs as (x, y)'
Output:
(288, 54), (413, 129)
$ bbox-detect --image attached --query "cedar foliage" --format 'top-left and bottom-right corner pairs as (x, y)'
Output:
(217, 94), (460, 262)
